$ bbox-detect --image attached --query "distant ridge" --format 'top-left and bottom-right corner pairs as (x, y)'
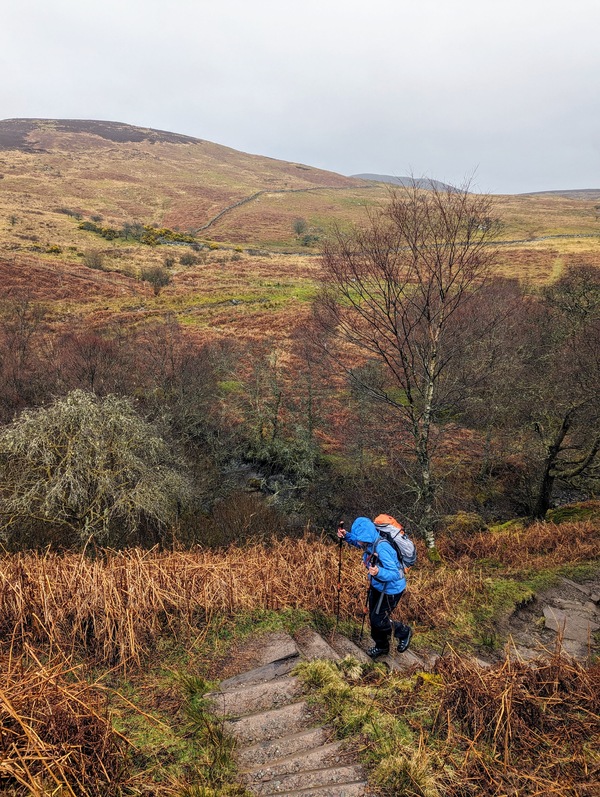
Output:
(351, 174), (455, 191)
(518, 188), (600, 200)
(0, 118), (201, 150)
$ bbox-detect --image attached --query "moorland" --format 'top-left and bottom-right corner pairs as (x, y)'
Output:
(0, 118), (599, 796)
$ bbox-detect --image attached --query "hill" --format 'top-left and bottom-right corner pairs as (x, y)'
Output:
(0, 117), (363, 233)
(0, 117), (599, 342)
(520, 188), (600, 200)
(351, 173), (456, 191)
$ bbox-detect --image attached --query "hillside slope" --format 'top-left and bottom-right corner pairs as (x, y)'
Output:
(0, 118), (598, 342)
(0, 118), (364, 233)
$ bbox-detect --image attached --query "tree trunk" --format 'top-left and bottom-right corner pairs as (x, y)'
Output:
(531, 410), (573, 520)
(532, 464), (555, 520)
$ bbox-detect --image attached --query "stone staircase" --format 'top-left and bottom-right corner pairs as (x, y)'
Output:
(205, 575), (600, 795)
(207, 629), (431, 796)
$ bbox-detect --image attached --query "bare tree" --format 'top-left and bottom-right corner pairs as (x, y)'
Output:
(0, 295), (50, 420)
(524, 266), (600, 519)
(314, 180), (500, 551)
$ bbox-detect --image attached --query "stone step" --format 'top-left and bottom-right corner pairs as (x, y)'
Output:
(253, 631), (300, 665)
(237, 726), (331, 770)
(220, 655), (299, 691)
(559, 638), (590, 659)
(379, 650), (424, 672)
(209, 676), (303, 717)
(329, 633), (372, 664)
(362, 640), (426, 671)
(260, 783), (368, 797)
(550, 597), (599, 616)
(224, 700), (316, 745)
(242, 740), (345, 781)
(543, 606), (600, 640)
(559, 577), (592, 596)
(295, 629), (341, 661)
(248, 763), (366, 796)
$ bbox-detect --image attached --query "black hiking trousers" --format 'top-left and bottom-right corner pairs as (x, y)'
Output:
(369, 587), (407, 649)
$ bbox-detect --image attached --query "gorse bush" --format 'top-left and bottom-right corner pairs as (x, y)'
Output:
(0, 389), (191, 548)
(79, 219), (199, 247)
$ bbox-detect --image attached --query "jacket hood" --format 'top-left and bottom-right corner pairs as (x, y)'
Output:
(349, 517), (379, 544)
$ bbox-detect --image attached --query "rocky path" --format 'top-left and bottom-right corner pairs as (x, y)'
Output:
(207, 574), (599, 796)
(506, 574), (600, 662)
(207, 629), (432, 796)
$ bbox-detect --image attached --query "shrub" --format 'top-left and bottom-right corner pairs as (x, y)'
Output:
(443, 511), (488, 538)
(293, 218), (308, 236)
(141, 265), (172, 294)
(83, 249), (105, 270)
(180, 252), (197, 266)
(55, 207), (81, 218)
(79, 220), (100, 232)
(0, 390), (191, 548)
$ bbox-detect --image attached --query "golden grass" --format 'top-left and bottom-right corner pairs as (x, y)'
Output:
(0, 647), (124, 796)
(434, 648), (600, 796)
(1, 519), (598, 671)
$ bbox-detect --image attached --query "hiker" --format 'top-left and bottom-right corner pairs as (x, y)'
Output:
(338, 516), (413, 658)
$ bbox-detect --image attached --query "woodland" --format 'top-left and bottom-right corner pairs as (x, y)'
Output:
(0, 182), (599, 551)
(0, 119), (598, 796)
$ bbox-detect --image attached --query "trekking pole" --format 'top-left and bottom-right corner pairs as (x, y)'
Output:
(358, 584), (370, 643)
(359, 548), (380, 642)
(371, 551), (385, 614)
(335, 521), (344, 625)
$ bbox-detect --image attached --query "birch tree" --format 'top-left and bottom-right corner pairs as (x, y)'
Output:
(315, 181), (500, 551)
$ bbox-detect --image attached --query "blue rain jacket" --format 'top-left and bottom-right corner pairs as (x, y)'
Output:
(345, 517), (406, 595)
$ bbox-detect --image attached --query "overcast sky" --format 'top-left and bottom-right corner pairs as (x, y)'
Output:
(2, 0), (599, 194)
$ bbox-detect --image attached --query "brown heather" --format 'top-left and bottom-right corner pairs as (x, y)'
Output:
(0, 520), (598, 796)
(0, 520), (598, 670)
(0, 648), (123, 795)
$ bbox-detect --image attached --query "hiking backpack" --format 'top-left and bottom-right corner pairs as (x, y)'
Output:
(374, 514), (417, 571)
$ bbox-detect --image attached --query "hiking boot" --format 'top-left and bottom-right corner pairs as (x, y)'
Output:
(366, 645), (389, 659)
(396, 627), (413, 653)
